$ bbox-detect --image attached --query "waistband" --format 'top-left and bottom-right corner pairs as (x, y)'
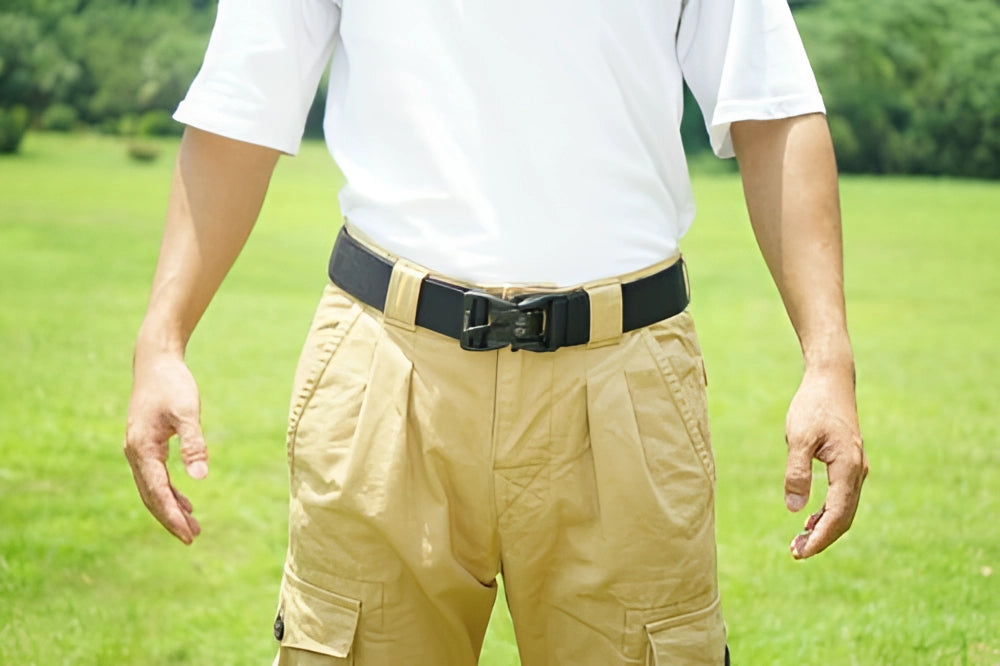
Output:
(328, 226), (690, 352)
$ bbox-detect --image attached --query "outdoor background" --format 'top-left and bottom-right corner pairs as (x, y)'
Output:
(1, 0), (998, 664)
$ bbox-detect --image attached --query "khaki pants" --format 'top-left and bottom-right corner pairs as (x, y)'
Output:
(273, 247), (726, 665)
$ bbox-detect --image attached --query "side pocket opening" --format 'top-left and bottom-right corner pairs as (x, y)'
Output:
(640, 324), (716, 484)
(286, 286), (362, 469)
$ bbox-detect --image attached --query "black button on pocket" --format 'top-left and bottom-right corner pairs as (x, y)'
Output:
(273, 612), (284, 641)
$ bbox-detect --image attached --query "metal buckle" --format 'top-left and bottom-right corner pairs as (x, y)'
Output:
(460, 291), (564, 352)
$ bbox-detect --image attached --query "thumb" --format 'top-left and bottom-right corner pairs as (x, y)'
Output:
(177, 420), (209, 480)
(784, 444), (813, 512)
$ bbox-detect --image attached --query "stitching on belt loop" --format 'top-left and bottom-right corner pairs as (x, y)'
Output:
(584, 279), (623, 348)
(384, 259), (428, 331)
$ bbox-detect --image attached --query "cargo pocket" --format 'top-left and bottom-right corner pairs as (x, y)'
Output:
(644, 596), (727, 665)
(275, 571), (362, 665)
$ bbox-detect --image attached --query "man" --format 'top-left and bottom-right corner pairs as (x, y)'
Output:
(124, 0), (869, 663)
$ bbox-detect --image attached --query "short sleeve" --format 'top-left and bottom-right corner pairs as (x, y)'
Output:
(173, 0), (342, 155)
(677, 0), (825, 158)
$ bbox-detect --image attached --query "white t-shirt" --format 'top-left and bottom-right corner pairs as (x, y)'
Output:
(175, 0), (824, 286)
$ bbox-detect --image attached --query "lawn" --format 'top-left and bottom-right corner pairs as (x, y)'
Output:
(0, 132), (997, 665)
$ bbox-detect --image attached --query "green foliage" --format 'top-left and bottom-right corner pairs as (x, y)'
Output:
(0, 1), (212, 131)
(118, 112), (138, 137)
(680, 84), (711, 157)
(136, 108), (182, 137)
(0, 12), (43, 105)
(303, 77), (329, 140)
(796, 0), (1000, 178)
(40, 102), (78, 131)
(0, 105), (29, 153)
(0, 11), (85, 114)
(125, 140), (161, 163)
(96, 115), (121, 135)
(78, 7), (211, 120)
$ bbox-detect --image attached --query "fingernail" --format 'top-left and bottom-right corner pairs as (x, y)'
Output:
(187, 461), (208, 479)
(785, 493), (807, 511)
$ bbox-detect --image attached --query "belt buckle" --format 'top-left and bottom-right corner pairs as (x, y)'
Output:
(461, 292), (562, 352)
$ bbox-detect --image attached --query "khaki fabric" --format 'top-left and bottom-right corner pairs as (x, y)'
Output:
(273, 250), (726, 665)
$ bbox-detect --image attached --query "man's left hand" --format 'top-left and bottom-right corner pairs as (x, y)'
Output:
(783, 365), (869, 559)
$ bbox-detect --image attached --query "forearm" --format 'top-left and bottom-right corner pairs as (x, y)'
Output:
(732, 114), (868, 557)
(731, 113), (853, 374)
(137, 127), (281, 357)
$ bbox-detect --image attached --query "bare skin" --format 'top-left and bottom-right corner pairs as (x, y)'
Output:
(124, 127), (279, 544)
(125, 115), (867, 559)
(732, 112), (869, 559)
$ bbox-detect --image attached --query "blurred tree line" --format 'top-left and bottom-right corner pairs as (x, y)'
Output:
(796, 0), (1000, 179)
(683, 0), (1000, 179)
(1, 0), (998, 178)
(0, 0), (213, 152)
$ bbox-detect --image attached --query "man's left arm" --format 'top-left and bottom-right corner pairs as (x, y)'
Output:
(731, 112), (869, 559)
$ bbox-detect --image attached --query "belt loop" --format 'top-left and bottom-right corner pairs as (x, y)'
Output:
(680, 255), (690, 302)
(584, 279), (623, 348)
(383, 259), (429, 331)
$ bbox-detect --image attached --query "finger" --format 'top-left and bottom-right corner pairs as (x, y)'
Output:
(789, 505), (825, 558)
(791, 449), (866, 559)
(176, 420), (209, 480)
(183, 511), (203, 538)
(129, 454), (197, 545)
(790, 492), (853, 559)
(171, 487), (202, 538)
(783, 442), (814, 512)
(172, 487), (194, 514)
(803, 505), (825, 532)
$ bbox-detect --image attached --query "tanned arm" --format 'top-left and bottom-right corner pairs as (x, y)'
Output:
(124, 127), (281, 544)
(731, 113), (869, 559)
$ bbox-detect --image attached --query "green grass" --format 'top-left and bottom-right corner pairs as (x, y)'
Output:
(1, 132), (997, 665)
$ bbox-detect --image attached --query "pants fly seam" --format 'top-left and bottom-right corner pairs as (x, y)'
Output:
(487, 348), (503, 573)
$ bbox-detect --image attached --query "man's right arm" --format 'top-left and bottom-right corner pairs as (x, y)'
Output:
(124, 127), (280, 544)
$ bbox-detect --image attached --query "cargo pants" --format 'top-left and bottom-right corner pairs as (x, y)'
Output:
(273, 236), (727, 665)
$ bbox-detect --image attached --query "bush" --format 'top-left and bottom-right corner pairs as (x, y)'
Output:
(40, 103), (79, 132)
(0, 106), (30, 154)
(136, 108), (182, 137)
(118, 113), (138, 137)
(97, 116), (121, 135)
(126, 140), (161, 163)
(796, 0), (1000, 178)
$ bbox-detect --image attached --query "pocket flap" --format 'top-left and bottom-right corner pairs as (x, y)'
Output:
(645, 596), (726, 665)
(280, 571), (361, 658)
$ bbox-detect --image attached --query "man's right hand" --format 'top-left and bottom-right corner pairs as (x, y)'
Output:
(121, 128), (280, 543)
(124, 351), (208, 545)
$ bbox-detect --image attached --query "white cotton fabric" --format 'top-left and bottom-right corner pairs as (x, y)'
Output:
(175, 0), (824, 286)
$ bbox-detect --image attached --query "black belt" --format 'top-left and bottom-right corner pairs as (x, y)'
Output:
(327, 227), (689, 352)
